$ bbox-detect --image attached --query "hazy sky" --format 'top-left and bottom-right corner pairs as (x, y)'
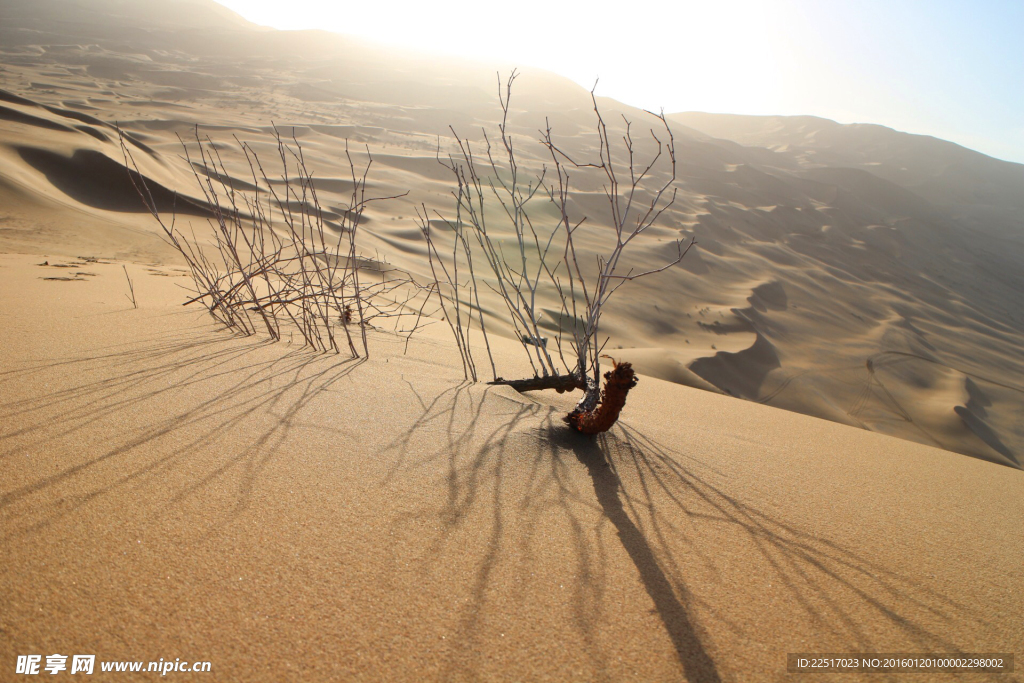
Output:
(213, 0), (1024, 163)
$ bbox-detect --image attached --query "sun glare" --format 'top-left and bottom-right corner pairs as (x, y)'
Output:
(200, 0), (1024, 161)
(214, 0), (800, 114)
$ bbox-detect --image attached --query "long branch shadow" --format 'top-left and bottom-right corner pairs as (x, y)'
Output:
(381, 382), (991, 680)
(559, 428), (722, 683)
(399, 404), (992, 681)
(378, 383), (724, 681)
(602, 423), (990, 655)
(1, 322), (366, 541)
(379, 382), (554, 676)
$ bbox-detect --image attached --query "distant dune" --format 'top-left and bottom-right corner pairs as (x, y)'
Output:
(3, 2), (1024, 681)
(1, 0), (1021, 473)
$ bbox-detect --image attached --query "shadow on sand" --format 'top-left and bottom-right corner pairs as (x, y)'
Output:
(556, 428), (720, 682)
(0, 321), (365, 540)
(1, 326), (992, 680)
(381, 384), (990, 681)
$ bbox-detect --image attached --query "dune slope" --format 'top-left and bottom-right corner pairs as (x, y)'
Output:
(1, 4), (1022, 464)
(2, 255), (1023, 681)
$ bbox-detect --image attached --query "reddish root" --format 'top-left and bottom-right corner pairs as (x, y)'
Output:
(564, 359), (638, 434)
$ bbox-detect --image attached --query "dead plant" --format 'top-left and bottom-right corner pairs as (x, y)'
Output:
(119, 126), (426, 358)
(424, 72), (695, 432)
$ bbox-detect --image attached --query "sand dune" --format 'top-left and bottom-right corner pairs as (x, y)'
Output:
(2, 254), (1023, 681)
(1, 3), (1023, 678)
(2, 1), (1023, 469)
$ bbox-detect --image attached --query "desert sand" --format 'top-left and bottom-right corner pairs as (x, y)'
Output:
(3, 256), (1023, 682)
(2, 0), (1023, 681)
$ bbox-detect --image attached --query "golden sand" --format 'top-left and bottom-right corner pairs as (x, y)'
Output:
(2, 255), (1021, 681)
